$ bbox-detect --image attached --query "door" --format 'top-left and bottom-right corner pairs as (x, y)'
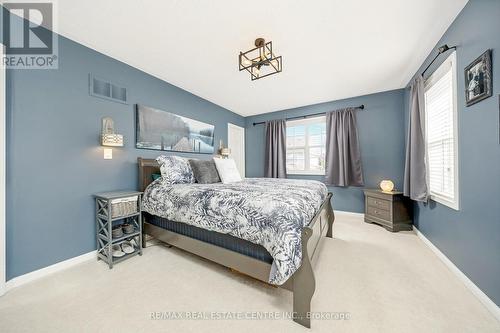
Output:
(227, 123), (245, 177)
(0, 45), (5, 296)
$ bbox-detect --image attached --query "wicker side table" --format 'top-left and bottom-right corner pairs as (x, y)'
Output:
(94, 190), (143, 268)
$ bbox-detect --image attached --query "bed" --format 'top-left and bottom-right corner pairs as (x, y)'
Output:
(138, 158), (335, 328)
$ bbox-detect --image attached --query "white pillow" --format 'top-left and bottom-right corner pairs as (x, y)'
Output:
(213, 158), (242, 184)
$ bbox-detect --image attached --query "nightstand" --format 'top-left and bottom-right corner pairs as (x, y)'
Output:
(94, 190), (143, 268)
(363, 189), (413, 232)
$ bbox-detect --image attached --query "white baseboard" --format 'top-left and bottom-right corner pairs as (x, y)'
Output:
(414, 227), (500, 322)
(5, 251), (96, 291)
(334, 210), (364, 219)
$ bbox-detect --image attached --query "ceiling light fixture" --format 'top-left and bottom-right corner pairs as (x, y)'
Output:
(239, 38), (282, 81)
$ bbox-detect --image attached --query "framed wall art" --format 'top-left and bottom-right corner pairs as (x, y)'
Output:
(136, 104), (215, 154)
(464, 49), (492, 106)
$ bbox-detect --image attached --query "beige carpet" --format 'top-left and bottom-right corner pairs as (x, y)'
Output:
(0, 214), (499, 333)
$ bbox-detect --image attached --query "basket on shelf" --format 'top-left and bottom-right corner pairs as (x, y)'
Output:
(110, 196), (139, 218)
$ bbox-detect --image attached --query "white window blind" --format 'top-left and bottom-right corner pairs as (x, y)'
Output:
(286, 116), (326, 175)
(424, 52), (459, 210)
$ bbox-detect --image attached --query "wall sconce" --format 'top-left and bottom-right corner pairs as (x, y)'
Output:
(101, 117), (123, 159)
(380, 180), (395, 192)
(218, 140), (231, 159)
(220, 148), (231, 158)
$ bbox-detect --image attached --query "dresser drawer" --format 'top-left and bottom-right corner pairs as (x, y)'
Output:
(366, 197), (391, 210)
(366, 206), (390, 220)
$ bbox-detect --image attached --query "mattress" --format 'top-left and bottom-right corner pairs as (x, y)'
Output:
(142, 177), (328, 284)
(145, 212), (273, 264)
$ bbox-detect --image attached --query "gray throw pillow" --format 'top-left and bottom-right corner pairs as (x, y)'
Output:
(189, 159), (221, 184)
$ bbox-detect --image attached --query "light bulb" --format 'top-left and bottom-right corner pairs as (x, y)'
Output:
(242, 58), (252, 66)
(270, 59), (279, 68)
(253, 67), (260, 76)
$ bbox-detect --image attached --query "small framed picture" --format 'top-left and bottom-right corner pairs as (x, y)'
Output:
(464, 49), (492, 106)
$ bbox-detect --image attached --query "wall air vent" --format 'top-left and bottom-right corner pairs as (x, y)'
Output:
(89, 74), (128, 104)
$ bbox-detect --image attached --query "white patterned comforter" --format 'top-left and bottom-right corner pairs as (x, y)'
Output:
(142, 178), (328, 284)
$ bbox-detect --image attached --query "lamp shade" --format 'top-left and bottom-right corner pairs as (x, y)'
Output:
(101, 133), (123, 147)
(220, 148), (231, 156)
(380, 180), (395, 192)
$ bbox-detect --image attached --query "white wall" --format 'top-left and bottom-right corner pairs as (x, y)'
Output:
(0, 45), (6, 295)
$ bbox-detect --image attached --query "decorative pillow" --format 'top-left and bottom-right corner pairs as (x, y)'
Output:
(189, 159), (221, 184)
(213, 158), (242, 184)
(156, 155), (195, 184)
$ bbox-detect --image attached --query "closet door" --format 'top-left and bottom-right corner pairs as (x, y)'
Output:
(227, 123), (245, 177)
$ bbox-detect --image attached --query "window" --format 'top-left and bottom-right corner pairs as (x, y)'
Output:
(424, 52), (459, 210)
(286, 116), (326, 175)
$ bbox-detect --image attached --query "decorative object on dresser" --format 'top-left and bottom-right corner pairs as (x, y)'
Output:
(135, 104), (215, 153)
(464, 49), (492, 107)
(94, 191), (143, 269)
(363, 189), (412, 232)
(379, 179), (395, 192)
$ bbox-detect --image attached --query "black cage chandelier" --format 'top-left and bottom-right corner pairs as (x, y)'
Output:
(239, 38), (282, 81)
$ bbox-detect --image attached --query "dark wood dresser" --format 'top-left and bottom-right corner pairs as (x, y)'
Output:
(363, 189), (413, 232)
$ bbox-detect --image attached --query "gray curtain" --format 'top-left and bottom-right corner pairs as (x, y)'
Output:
(325, 108), (364, 186)
(404, 77), (429, 201)
(265, 119), (287, 178)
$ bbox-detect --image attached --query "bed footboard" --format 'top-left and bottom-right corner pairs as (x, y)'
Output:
(326, 195), (335, 238)
(293, 227), (316, 327)
(291, 192), (334, 328)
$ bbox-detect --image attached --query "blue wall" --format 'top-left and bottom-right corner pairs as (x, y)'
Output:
(6, 34), (244, 279)
(245, 89), (406, 213)
(405, 0), (500, 306)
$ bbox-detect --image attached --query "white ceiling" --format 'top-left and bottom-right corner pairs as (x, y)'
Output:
(56, 0), (468, 116)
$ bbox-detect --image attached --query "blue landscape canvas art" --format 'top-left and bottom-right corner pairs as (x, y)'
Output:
(136, 105), (215, 153)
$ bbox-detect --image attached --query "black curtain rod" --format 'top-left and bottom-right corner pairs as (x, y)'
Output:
(252, 104), (365, 126)
(421, 44), (457, 77)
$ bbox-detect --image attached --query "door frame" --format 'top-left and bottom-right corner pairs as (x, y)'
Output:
(227, 123), (245, 177)
(0, 44), (6, 296)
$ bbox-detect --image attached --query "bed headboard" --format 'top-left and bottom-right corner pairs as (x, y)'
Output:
(138, 158), (160, 192)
